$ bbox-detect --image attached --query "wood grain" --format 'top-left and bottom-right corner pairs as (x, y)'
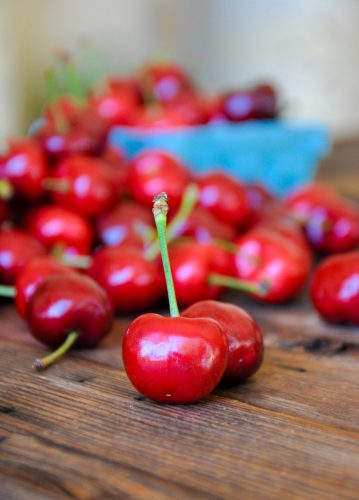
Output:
(1, 142), (359, 499)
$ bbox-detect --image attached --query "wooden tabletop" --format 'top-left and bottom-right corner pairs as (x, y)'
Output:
(1, 141), (359, 499)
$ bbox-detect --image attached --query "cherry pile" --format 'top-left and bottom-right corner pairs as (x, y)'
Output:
(0, 57), (358, 403)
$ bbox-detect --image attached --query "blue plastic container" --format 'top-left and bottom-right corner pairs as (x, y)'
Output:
(109, 121), (329, 196)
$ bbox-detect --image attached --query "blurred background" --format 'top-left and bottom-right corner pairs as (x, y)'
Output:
(0, 0), (358, 141)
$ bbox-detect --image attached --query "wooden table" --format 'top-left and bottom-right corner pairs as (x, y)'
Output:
(1, 142), (359, 499)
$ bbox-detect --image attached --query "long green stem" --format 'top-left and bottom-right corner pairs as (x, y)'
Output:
(80, 39), (105, 89)
(44, 68), (60, 103)
(0, 179), (13, 200)
(33, 332), (79, 371)
(0, 285), (16, 298)
(208, 273), (269, 296)
(145, 183), (199, 260)
(153, 193), (179, 317)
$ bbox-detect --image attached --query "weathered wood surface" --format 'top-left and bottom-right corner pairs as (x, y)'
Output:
(1, 142), (359, 499)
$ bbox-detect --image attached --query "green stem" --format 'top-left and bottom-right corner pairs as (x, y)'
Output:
(80, 39), (105, 89)
(0, 179), (13, 200)
(153, 193), (179, 317)
(62, 255), (92, 269)
(0, 285), (16, 298)
(208, 273), (269, 296)
(145, 183), (199, 260)
(33, 332), (79, 371)
(43, 68), (60, 103)
(42, 178), (70, 194)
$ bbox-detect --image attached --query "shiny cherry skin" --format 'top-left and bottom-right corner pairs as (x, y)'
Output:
(234, 227), (312, 302)
(286, 184), (359, 253)
(128, 150), (191, 209)
(91, 79), (141, 126)
(27, 205), (93, 255)
(87, 246), (162, 313)
(0, 229), (45, 284)
(101, 144), (129, 194)
(50, 154), (118, 217)
(245, 182), (274, 227)
(122, 314), (228, 403)
(220, 89), (258, 122)
(14, 256), (75, 318)
(95, 201), (153, 248)
(26, 274), (113, 349)
(311, 252), (359, 325)
(197, 171), (250, 228)
(0, 139), (47, 200)
(140, 62), (194, 104)
(172, 206), (236, 242)
(183, 300), (264, 384)
(168, 240), (231, 307)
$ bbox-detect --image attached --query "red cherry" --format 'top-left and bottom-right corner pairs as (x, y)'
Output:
(286, 184), (359, 253)
(96, 201), (153, 248)
(0, 229), (45, 285)
(128, 150), (191, 209)
(27, 205), (93, 255)
(122, 313), (228, 404)
(91, 79), (141, 126)
(171, 205), (236, 243)
(311, 252), (359, 325)
(197, 171), (250, 227)
(49, 154), (118, 217)
(183, 300), (263, 384)
(234, 227), (312, 302)
(141, 62), (194, 104)
(245, 182), (274, 227)
(14, 256), (75, 318)
(254, 84), (278, 119)
(0, 139), (47, 200)
(27, 274), (113, 370)
(87, 246), (161, 313)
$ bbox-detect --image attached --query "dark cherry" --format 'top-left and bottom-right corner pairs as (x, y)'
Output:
(27, 273), (113, 348)
(14, 256), (75, 318)
(183, 300), (264, 384)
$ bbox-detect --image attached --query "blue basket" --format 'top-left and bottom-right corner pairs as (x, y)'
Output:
(109, 121), (330, 196)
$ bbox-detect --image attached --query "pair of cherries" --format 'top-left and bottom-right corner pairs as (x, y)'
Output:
(123, 193), (264, 404)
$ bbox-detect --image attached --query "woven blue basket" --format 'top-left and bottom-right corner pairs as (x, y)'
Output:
(109, 121), (329, 196)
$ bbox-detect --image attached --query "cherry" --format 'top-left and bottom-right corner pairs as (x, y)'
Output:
(254, 84), (278, 119)
(27, 273), (113, 370)
(101, 144), (129, 194)
(140, 62), (194, 104)
(183, 300), (264, 384)
(122, 193), (228, 403)
(197, 171), (250, 228)
(0, 139), (47, 201)
(172, 205), (236, 243)
(311, 252), (359, 326)
(220, 89), (258, 122)
(128, 150), (191, 209)
(27, 205), (93, 256)
(0, 229), (45, 285)
(87, 245), (161, 313)
(90, 78), (141, 126)
(48, 154), (118, 217)
(285, 184), (359, 253)
(0, 256), (75, 318)
(234, 227), (312, 302)
(245, 182), (274, 227)
(95, 201), (154, 248)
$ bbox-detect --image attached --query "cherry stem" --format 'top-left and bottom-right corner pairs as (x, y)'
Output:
(42, 178), (70, 194)
(80, 39), (105, 89)
(33, 331), (79, 371)
(145, 183), (199, 260)
(51, 244), (92, 269)
(44, 68), (60, 104)
(153, 192), (179, 317)
(0, 285), (16, 298)
(208, 273), (269, 296)
(0, 179), (13, 200)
